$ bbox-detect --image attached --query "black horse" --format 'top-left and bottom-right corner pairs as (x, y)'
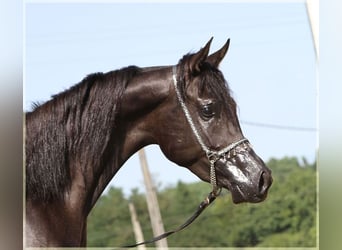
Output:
(25, 38), (272, 247)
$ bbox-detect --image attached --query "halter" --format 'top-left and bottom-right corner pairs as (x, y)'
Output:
(123, 66), (250, 248)
(172, 66), (249, 196)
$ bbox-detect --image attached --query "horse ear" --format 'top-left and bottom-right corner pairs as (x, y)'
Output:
(206, 38), (230, 68)
(188, 37), (213, 74)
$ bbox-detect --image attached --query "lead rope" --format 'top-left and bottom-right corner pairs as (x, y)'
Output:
(123, 191), (217, 248)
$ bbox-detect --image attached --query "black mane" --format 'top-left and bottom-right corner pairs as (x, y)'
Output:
(26, 66), (141, 202)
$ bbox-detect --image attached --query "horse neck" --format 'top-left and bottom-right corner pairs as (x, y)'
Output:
(25, 66), (174, 247)
(86, 66), (173, 210)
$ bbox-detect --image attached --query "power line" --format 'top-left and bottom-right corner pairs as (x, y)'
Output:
(241, 120), (316, 132)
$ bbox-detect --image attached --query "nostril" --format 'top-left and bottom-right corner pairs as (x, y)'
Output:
(258, 172), (265, 193)
(258, 172), (272, 195)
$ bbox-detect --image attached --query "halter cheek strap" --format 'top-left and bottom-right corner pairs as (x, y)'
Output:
(172, 66), (249, 196)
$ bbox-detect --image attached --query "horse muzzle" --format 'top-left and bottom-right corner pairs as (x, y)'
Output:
(216, 144), (273, 204)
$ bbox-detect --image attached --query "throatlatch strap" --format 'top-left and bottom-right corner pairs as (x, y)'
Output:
(123, 191), (217, 248)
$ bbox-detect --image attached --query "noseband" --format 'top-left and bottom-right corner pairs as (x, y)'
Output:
(172, 66), (249, 196)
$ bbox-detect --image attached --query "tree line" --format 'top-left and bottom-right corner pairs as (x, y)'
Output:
(87, 156), (317, 247)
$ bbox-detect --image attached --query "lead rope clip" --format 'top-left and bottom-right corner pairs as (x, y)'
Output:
(207, 151), (222, 197)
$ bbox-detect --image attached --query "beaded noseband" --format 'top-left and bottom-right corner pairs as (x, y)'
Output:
(172, 66), (249, 196)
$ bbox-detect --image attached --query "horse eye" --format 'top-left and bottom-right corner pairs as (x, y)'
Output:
(200, 103), (215, 120)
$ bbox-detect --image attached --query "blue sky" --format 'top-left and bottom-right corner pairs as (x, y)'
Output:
(25, 2), (316, 195)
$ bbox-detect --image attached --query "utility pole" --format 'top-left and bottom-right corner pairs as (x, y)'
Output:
(128, 202), (146, 250)
(138, 149), (168, 249)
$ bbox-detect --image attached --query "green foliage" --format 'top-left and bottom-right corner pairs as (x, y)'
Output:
(87, 187), (134, 246)
(87, 156), (317, 247)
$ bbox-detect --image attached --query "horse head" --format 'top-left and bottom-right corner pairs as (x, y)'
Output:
(157, 38), (272, 203)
